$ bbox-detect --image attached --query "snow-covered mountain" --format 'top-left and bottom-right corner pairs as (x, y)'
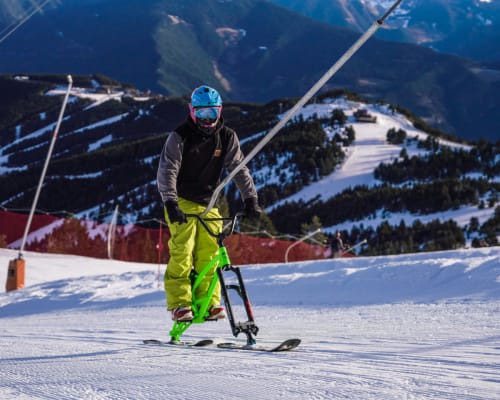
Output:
(0, 246), (499, 399)
(260, 99), (497, 237)
(271, 0), (500, 61)
(267, 99), (470, 207)
(0, 77), (498, 254)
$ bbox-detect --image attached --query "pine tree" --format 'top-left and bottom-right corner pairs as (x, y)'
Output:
(468, 217), (479, 234)
(300, 215), (327, 244)
(331, 108), (347, 126)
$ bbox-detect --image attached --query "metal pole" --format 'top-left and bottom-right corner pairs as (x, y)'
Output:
(107, 205), (119, 259)
(202, 0), (403, 216)
(285, 228), (321, 263)
(18, 74), (73, 258)
(341, 239), (368, 257)
(0, 0), (52, 45)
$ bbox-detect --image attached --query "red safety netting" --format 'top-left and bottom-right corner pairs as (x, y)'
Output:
(0, 211), (329, 264)
(0, 210), (60, 244)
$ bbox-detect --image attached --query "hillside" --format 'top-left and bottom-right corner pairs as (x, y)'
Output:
(1, 0), (500, 139)
(0, 75), (498, 256)
(0, 247), (499, 399)
(270, 0), (500, 62)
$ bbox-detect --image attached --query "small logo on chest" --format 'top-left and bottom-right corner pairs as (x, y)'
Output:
(213, 149), (222, 157)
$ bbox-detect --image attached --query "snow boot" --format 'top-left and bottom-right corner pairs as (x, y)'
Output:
(172, 306), (193, 321)
(206, 305), (226, 320)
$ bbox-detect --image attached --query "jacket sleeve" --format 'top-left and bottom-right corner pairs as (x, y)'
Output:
(224, 131), (258, 201)
(157, 132), (184, 203)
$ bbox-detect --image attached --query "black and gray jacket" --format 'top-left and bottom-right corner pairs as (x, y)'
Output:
(157, 117), (258, 206)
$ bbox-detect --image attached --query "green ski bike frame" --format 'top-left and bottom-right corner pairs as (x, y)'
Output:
(169, 213), (259, 345)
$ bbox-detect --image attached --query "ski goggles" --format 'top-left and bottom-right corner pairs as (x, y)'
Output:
(194, 106), (221, 121)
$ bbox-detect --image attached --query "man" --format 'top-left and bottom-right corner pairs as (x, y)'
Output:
(157, 85), (261, 322)
(330, 231), (345, 259)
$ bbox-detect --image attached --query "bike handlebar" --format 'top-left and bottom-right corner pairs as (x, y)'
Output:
(184, 212), (244, 239)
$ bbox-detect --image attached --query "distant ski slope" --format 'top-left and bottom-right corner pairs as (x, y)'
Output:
(270, 99), (469, 207)
(264, 98), (494, 235)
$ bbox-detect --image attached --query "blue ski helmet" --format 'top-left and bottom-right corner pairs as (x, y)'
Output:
(190, 85), (222, 108)
(189, 85), (223, 133)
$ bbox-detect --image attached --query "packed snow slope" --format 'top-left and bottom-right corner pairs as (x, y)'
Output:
(1, 247), (499, 399)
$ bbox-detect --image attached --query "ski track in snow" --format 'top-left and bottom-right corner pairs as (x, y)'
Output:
(1, 304), (499, 400)
(1, 247), (500, 399)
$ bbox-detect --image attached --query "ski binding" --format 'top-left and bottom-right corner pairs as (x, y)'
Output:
(143, 339), (213, 347)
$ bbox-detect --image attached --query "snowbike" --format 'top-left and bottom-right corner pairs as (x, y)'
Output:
(145, 213), (300, 352)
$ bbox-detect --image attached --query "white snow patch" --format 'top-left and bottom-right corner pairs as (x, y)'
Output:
(88, 134), (113, 152)
(73, 113), (128, 135)
(0, 246), (499, 399)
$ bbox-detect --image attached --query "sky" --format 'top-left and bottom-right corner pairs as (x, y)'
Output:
(1, 246), (499, 399)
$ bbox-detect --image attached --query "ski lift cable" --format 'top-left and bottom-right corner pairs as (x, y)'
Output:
(1, 205), (328, 248)
(0, 0), (52, 45)
(0, 1), (43, 38)
(201, 0), (403, 217)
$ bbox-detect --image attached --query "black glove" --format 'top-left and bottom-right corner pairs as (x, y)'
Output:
(241, 197), (262, 219)
(164, 200), (187, 224)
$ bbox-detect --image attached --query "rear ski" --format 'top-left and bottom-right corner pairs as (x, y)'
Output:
(217, 338), (301, 352)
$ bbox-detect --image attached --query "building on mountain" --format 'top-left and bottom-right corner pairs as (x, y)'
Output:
(353, 108), (377, 123)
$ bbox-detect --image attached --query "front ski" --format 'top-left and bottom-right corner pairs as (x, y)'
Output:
(143, 338), (300, 352)
(217, 338), (301, 352)
(143, 339), (213, 348)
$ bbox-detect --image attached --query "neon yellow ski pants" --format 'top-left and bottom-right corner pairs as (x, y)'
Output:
(164, 197), (223, 310)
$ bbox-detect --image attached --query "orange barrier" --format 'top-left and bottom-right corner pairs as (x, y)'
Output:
(6, 258), (25, 291)
(0, 211), (328, 264)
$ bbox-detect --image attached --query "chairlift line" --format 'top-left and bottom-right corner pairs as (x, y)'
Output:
(0, 0), (52, 45)
(201, 0), (404, 216)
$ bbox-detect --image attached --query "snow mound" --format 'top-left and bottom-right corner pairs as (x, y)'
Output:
(1, 247), (498, 316)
